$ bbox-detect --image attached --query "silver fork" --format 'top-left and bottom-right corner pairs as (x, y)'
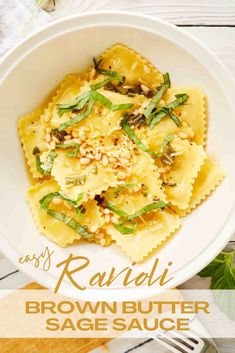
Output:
(149, 330), (219, 353)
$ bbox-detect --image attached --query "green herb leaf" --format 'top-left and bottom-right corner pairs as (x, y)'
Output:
(120, 114), (158, 158)
(104, 201), (129, 219)
(56, 142), (80, 157)
(198, 251), (235, 320)
(90, 90), (134, 111)
(114, 223), (137, 235)
(42, 151), (57, 174)
(112, 183), (139, 196)
(57, 92), (91, 117)
(128, 201), (168, 221)
(93, 57), (125, 83)
(90, 77), (117, 91)
(148, 93), (189, 129)
(39, 192), (91, 238)
(198, 251), (235, 289)
(58, 98), (95, 131)
(105, 200), (167, 222)
(160, 134), (174, 154)
(33, 148), (57, 175)
(144, 73), (171, 118)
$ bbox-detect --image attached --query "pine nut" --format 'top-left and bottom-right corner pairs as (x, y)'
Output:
(43, 113), (50, 123)
(80, 147), (86, 156)
(100, 238), (106, 246)
(102, 155), (108, 166)
(120, 158), (129, 165)
(50, 140), (56, 149)
(52, 198), (62, 205)
(143, 64), (151, 73)
(103, 208), (110, 215)
(90, 225), (99, 233)
(64, 135), (72, 140)
(109, 157), (117, 163)
(111, 216), (119, 224)
(104, 214), (111, 223)
(52, 136), (60, 144)
(80, 157), (90, 165)
(95, 233), (104, 239)
(177, 132), (189, 139)
(95, 153), (102, 161)
(46, 133), (51, 143)
(141, 84), (149, 92)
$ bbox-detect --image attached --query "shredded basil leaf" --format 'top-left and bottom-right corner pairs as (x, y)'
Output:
(128, 201), (167, 221)
(105, 200), (167, 222)
(144, 73), (171, 118)
(114, 223), (137, 235)
(104, 201), (129, 219)
(93, 57), (125, 83)
(56, 142), (80, 157)
(33, 148), (57, 175)
(120, 115), (158, 158)
(90, 77), (118, 91)
(42, 151), (57, 174)
(57, 92), (91, 117)
(148, 93), (189, 129)
(160, 134), (174, 154)
(90, 90), (134, 111)
(107, 200), (167, 235)
(112, 183), (139, 196)
(39, 192), (91, 238)
(58, 98), (95, 131)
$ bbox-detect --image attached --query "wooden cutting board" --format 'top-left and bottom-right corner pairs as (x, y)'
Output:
(0, 282), (110, 353)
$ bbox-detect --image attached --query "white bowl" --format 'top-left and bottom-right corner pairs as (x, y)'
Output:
(0, 12), (235, 301)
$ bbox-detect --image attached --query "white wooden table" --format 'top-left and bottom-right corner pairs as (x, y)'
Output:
(0, 1), (235, 352)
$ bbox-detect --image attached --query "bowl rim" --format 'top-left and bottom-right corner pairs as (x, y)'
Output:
(0, 11), (235, 301)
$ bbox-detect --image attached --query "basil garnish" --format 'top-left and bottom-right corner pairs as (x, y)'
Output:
(144, 73), (171, 118)
(114, 223), (137, 235)
(93, 57), (125, 83)
(105, 200), (167, 235)
(39, 192), (92, 239)
(33, 147), (57, 175)
(112, 183), (139, 196)
(120, 114), (158, 158)
(148, 93), (189, 129)
(56, 142), (80, 157)
(105, 200), (167, 222)
(58, 98), (95, 131)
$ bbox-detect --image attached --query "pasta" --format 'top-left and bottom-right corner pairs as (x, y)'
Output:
(18, 44), (224, 262)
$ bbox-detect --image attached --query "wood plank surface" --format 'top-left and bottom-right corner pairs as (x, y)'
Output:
(52, 0), (235, 25)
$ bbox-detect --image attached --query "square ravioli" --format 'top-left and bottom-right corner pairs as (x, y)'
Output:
(18, 44), (224, 262)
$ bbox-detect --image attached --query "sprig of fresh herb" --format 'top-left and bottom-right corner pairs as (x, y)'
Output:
(58, 98), (95, 131)
(57, 92), (90, 117)
(33, 147), (57, 175)
(105, 200), (167, 222)
(93, 57), (125, 83)
(106, 200), (167, 235)
(56, 142), (80, 157)
(198, 251), (235, 320)
(39, 192), (92, 238)
(58, 88), (134, 131)
(148, 93), (189, 129)
(198, 251), (235, 289)
(144, 73), (171, 118)
(114, 222), (137, 235)
(111, 183), (139, 196)
(120, 114), (158, 158)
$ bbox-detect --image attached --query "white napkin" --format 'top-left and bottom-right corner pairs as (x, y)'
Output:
(0, 0), (52, 57)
